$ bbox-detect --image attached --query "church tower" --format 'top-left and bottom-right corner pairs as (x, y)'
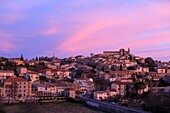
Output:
(128, 48), (130, 54)
(120, 48), (125, 56)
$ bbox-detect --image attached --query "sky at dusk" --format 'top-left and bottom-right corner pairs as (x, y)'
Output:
(0, 0), (170, 61)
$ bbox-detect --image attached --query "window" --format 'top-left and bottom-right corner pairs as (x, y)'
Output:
(20, 90), (21, 92)
(24, 86), (26, 88)
(24, 90), (26, 92)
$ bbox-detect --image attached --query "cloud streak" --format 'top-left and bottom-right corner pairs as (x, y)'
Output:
(56, 0), (170, 61)
(0, 31), (16, 52)
(0, 0), (170, 60)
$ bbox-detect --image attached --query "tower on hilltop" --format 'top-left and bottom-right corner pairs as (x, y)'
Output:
(128, 48), (130, 54)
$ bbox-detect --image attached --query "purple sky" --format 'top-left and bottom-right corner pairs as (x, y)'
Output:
(0, 0), (170, 61)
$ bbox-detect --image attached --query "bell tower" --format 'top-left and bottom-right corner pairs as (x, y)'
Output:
(128, 48), (130, 54)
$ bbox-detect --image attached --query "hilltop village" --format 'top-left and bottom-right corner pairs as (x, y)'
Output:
(0, 48), (170, 112)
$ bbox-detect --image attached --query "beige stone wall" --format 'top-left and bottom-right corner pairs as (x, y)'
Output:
(15, 81), (30, 97)
(0, 87), (4, 97)
(4, 81), (32, 98)
(69, 90), (75, 99)
(0, 72), (14, 79)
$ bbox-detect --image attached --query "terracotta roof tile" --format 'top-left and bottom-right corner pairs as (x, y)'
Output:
(109, 89), (117, 92)
(28, 72), (38, 74)
(5, 76), (27, 82)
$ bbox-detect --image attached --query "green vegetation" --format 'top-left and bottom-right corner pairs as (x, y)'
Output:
(25, 62), (47, 72)
(142, 91), (170, 113)
(134, 82), (146, 90)
(0, 102), (106, 113)
(20, 54), (24, 61)
(145, 57), (157, 67)
(0, 60), (17, 70)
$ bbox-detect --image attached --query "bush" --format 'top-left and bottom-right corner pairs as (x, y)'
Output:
(0, 109), (6, 113)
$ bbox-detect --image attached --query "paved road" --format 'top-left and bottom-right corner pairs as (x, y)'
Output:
(82, 94), (149, 113)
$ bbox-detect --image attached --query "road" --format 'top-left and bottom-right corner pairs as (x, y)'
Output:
(82, 94), (149, 113)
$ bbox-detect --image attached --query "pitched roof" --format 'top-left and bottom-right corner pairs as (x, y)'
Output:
(95, 91), (110, 94)
(28, 72), (38, 74)
(114, 82), (130, 85)
(5, 76), (27, 82)
(0, 70), (14, 73)
(109, 89), (117, 92)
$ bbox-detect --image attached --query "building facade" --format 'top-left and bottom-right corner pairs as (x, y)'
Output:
(3, 76), (32, 98)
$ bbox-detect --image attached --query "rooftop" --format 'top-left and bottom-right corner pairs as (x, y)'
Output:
(5, 76), (27, 82)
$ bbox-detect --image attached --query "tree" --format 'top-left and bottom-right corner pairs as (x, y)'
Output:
(126, 84), (129, 98)
(134, 82), (146, 90)
(120, 65), (123, 71)
(127, 66), (136, 70)
(20, 54), (24, 61)
(35, 56), (39, 61)
(129, 55), (133, 61)
(44, 56), (48, 60)
(143, 91), (170, 113)
(134, 82), (146, 95)
(145, 57), (157, 67)
(157, 78), (166, 87)
(3, 61), (17, 70)
(114, 95), (121, 102)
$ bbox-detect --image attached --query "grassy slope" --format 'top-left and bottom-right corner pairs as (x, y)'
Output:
(0, 102), (105, 113)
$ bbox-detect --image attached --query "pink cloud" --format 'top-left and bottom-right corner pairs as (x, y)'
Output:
(0, 13), (25, 25)
(0, 41), (15, 52)
(138, 50), (170, 61)
(58, 18), (131, 51)
(127, 31), (170, 49)
(24, 16), (59, 36)
(0, 0), (49, 25)
(42, 26), (58, 35)
(56, 1), (170, 55)
(0, 32), (11, 37)
(0, 31), (16, 52)
(41, 19), (59, 35)
(57, 17), (170, 53)
(0, 1), (49, 11)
